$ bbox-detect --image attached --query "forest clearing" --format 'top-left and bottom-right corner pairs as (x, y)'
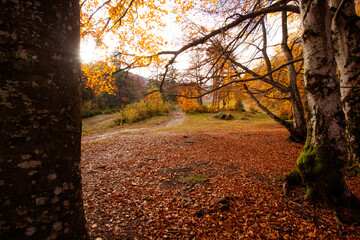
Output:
(2, 1), (360, 239)
(81, 112), (360, 239)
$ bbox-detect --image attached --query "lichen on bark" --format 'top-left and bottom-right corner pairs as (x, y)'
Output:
(330, 0), (360, 174)
(0, 0), (89, 239)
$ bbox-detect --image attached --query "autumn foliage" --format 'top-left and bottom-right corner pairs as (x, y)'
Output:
(177, 84), (206, 113)
(82, 60), (117, 96)
(116, 87), (171, 125)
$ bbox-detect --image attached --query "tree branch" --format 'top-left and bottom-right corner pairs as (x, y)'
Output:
(156, 4), (299, 60)
(243, 84), (294, 132)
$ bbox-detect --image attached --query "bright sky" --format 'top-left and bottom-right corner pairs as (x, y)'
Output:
(80, 41), (97, 63)
(80, 2), (188, 78)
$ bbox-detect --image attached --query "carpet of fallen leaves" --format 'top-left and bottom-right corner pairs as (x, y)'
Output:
(81, 126), (360, 239)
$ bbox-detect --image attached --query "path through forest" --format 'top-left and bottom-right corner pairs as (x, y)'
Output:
(81, 112), (360, 239)
(82, 110), (185, 143)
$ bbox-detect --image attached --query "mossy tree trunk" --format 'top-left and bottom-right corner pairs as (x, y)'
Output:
(330, 0), (360, 174)
(0, 1), (89, 239)
(292, 0), (351, 204)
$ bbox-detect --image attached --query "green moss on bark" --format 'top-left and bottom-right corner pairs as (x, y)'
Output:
(294, 135), (346, 201)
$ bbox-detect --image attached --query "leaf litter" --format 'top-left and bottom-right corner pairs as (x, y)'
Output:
(81, 125), (360, 239)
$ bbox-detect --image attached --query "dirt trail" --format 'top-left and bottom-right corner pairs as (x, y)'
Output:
(81, 110), (185, 143)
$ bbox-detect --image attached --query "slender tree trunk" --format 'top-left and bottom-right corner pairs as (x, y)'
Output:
(330, 0), (360, 173)
(0, 1), (89, 239)
(292, 0), (351, 203)
(259, 18), (306, 142)
(281, 11), (307, 142)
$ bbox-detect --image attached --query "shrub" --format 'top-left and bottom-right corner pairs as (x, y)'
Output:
(103, 108), (117, 114)
(115, 88), (171, 125)
(180, 104), (221, 114)
(234, 98), (245, 112)
(81, 109), (103, 118)
(81, 108), (118, 118)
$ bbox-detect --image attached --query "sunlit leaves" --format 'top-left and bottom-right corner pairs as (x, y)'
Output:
(82, 60), (117, 96)
(177, 84), (203, 112)
(80, 0), (171, 94)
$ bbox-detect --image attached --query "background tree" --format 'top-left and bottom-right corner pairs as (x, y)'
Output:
(147, 66), (179, 103)
(166, 1), (306, 141)
(177, 83), (206, 113)
(0, 1), (88, 239)
(81, 68), (147, 112)
(232, 14), (306, 142)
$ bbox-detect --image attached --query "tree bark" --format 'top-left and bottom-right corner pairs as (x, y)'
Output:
(0, 1), (89, 239)
(330, 0), (360, 174)
(293, 0), (351, 203)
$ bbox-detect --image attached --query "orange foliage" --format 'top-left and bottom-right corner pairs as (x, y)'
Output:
(80, 0), (171, 94)
(241, 33), (304, 118)
(82, 60), (117, 96)
(177, 84), (205, 113)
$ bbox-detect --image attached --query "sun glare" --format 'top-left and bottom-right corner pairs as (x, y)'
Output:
(80, 40), (97, 63)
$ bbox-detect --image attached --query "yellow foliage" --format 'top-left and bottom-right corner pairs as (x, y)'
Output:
(80, 0), (171, 94)
(116, 87), (170, 125)
(82, 60), (117, 96)
(177, 85), (203, 113)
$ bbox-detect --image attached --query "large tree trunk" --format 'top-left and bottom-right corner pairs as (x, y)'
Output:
(281, 11), (307, 142)
(292, 0), (351, 203)
(330, 0), (360, 174)
(0, 1), (89, 239)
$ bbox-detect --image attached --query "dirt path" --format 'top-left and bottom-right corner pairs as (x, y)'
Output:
(82, 110), (185, 143)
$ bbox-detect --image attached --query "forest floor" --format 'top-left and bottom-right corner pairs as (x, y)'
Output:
(81, 111), (360, 239)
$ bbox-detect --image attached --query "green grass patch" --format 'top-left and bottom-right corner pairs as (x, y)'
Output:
(164, 111), (279, 134)
(178, 174), (209, 184)
(82, 113), (119, 135)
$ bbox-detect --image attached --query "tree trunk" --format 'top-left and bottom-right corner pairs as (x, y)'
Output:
(257, 18), (305, 142)
(281, 11), (307, 142)
(292, 0), (351, 203)
(0, 1), (89, 239)
(330, 0), (360, 174)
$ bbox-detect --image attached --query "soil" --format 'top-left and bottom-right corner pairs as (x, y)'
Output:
(81, 112), (360, 240)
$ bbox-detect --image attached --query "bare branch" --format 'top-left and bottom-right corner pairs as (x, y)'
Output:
(156, 3), (299, 61)
(88, 0), (111, 22)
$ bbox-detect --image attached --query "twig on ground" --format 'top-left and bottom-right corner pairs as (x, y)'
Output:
(131, 197), (149, 221)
